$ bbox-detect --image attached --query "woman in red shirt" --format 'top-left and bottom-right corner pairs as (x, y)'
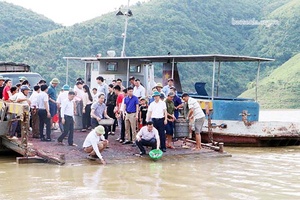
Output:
(2, 79), (12, 101)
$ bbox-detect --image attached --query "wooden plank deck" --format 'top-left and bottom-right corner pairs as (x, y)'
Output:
(0, 128), (231, 165)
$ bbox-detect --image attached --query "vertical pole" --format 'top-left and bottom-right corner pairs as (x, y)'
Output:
(171, 58), (175, 79)
(211, 57), (216, 100)
(216, 62), (221, 97)
(126, 59), (130, 87)
(121, 0), (130, 57)
(256, 61), (261, 102)
(66, 58), (69, 85)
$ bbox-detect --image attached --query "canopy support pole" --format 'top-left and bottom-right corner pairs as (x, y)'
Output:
(255, 61), (261, 102)
(171, 58), (175, 79)
(216, 62), (221, 97)
(126, 59), (130, 87)
(211, 57), (216, 100)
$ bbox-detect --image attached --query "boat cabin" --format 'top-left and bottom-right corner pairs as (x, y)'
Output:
(81, 54), (274, 122)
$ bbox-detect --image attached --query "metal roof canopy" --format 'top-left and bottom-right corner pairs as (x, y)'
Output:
(81, 54), (274, 63)
(81, 54), (274, 101)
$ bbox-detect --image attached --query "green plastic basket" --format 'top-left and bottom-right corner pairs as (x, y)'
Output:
(149, 149), (163, 161)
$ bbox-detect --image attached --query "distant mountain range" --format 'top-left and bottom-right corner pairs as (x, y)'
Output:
(0, 1), (61, 45)
(0, 0), (299, 108)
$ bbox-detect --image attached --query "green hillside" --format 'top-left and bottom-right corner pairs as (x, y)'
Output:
(0, 1), (61, 45)
(0, 0), (298, 104)
(240, 53), (300, 108)
(245, 0), (300, 64)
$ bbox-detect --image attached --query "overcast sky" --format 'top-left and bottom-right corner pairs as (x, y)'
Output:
(2, 0), (143, 26)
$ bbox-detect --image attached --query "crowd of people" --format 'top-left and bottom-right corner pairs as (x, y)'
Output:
(0, 75), (209, 165)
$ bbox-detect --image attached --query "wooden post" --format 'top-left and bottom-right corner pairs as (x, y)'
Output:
(21, 105), (30, 157)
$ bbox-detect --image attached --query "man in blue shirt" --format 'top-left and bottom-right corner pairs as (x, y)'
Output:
(48, 78), (59, 129)
(170, 87), (183, 119)
(123, 87), (139, 146)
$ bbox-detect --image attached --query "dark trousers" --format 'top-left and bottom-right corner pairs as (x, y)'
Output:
(117, 114), (126, 140)
(38, 109), (51, 139)
(58, 109), (64, 133)
(82, 104), (91, 129)
(58, 115), (74, 145)
(91, 118), (109, 139)
(152, 118), (166, 150)
(107, 105), (116, 132)
(136, 138), (157, 154)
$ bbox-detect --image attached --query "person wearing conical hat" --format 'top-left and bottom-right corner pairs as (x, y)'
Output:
(82, 125), (108, 164)
(155, 83), (166, 98)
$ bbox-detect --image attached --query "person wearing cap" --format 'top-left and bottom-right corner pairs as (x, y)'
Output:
(16, 85), (31, 105)
(19, 76), (27, 84)
(0, 76), (5, 99)
(123, 87), (139, 146)
(135, 121), (160, 156)
(155, 83), (165, 98)
(58, 91), (77, 146)
(162, 78), (174, 96)
(48, 78), (59, 129)
(2, 79), (12, 101)
(165, 92), (176, 149)
(57, 84), (70, 133)
(146, 91), (168, 152)
(29, 85), (41, 138)
(96, 76), (108, 99)
(82, 125), (108, 164)
(133, 79), (146, 98)
(181, 93), (209, 151)
(37, 85), (51, 141)
(170, 87), (183, 119)
(129, 76), (135, 88)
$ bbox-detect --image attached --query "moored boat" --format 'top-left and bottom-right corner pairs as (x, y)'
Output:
(78, 53), (300, 147)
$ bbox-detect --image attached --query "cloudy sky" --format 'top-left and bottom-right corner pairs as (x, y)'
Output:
(2, 0), (143, 26)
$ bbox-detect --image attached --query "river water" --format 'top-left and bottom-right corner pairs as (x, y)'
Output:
(0, 110), (299, 200)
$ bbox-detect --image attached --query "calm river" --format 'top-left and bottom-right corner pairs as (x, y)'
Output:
(0, 110), (299, 200)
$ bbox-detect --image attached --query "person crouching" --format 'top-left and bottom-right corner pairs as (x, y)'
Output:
(135, 121), (160, 156)
(82, 125), (108, 165)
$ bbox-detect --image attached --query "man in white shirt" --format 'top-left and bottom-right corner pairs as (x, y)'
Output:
(182, 93), (209, 151)
(29, 85), (40, 138)
(57, 91), (76, 146)
(16, 85), (31, 106)
(133, 79), (146, 98)
(146, 91), (168, 152)
(37, 85), (51, 142)
(135, 121), (160, 156)
(82, 125), (108, 165)
(57, 84), (70, 133)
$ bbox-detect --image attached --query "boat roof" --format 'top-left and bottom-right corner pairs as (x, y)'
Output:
(81, 54), (274, 63)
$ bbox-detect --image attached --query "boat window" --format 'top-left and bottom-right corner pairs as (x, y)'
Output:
(129, 65), (141, 73)
(92, 63), (98, 71)
(106, 62), (117, 71)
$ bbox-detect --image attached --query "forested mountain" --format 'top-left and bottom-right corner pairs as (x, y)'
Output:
(240, 53), (300, 108)
(0, 0), (298, 107)
(0, 1), (61, 45)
